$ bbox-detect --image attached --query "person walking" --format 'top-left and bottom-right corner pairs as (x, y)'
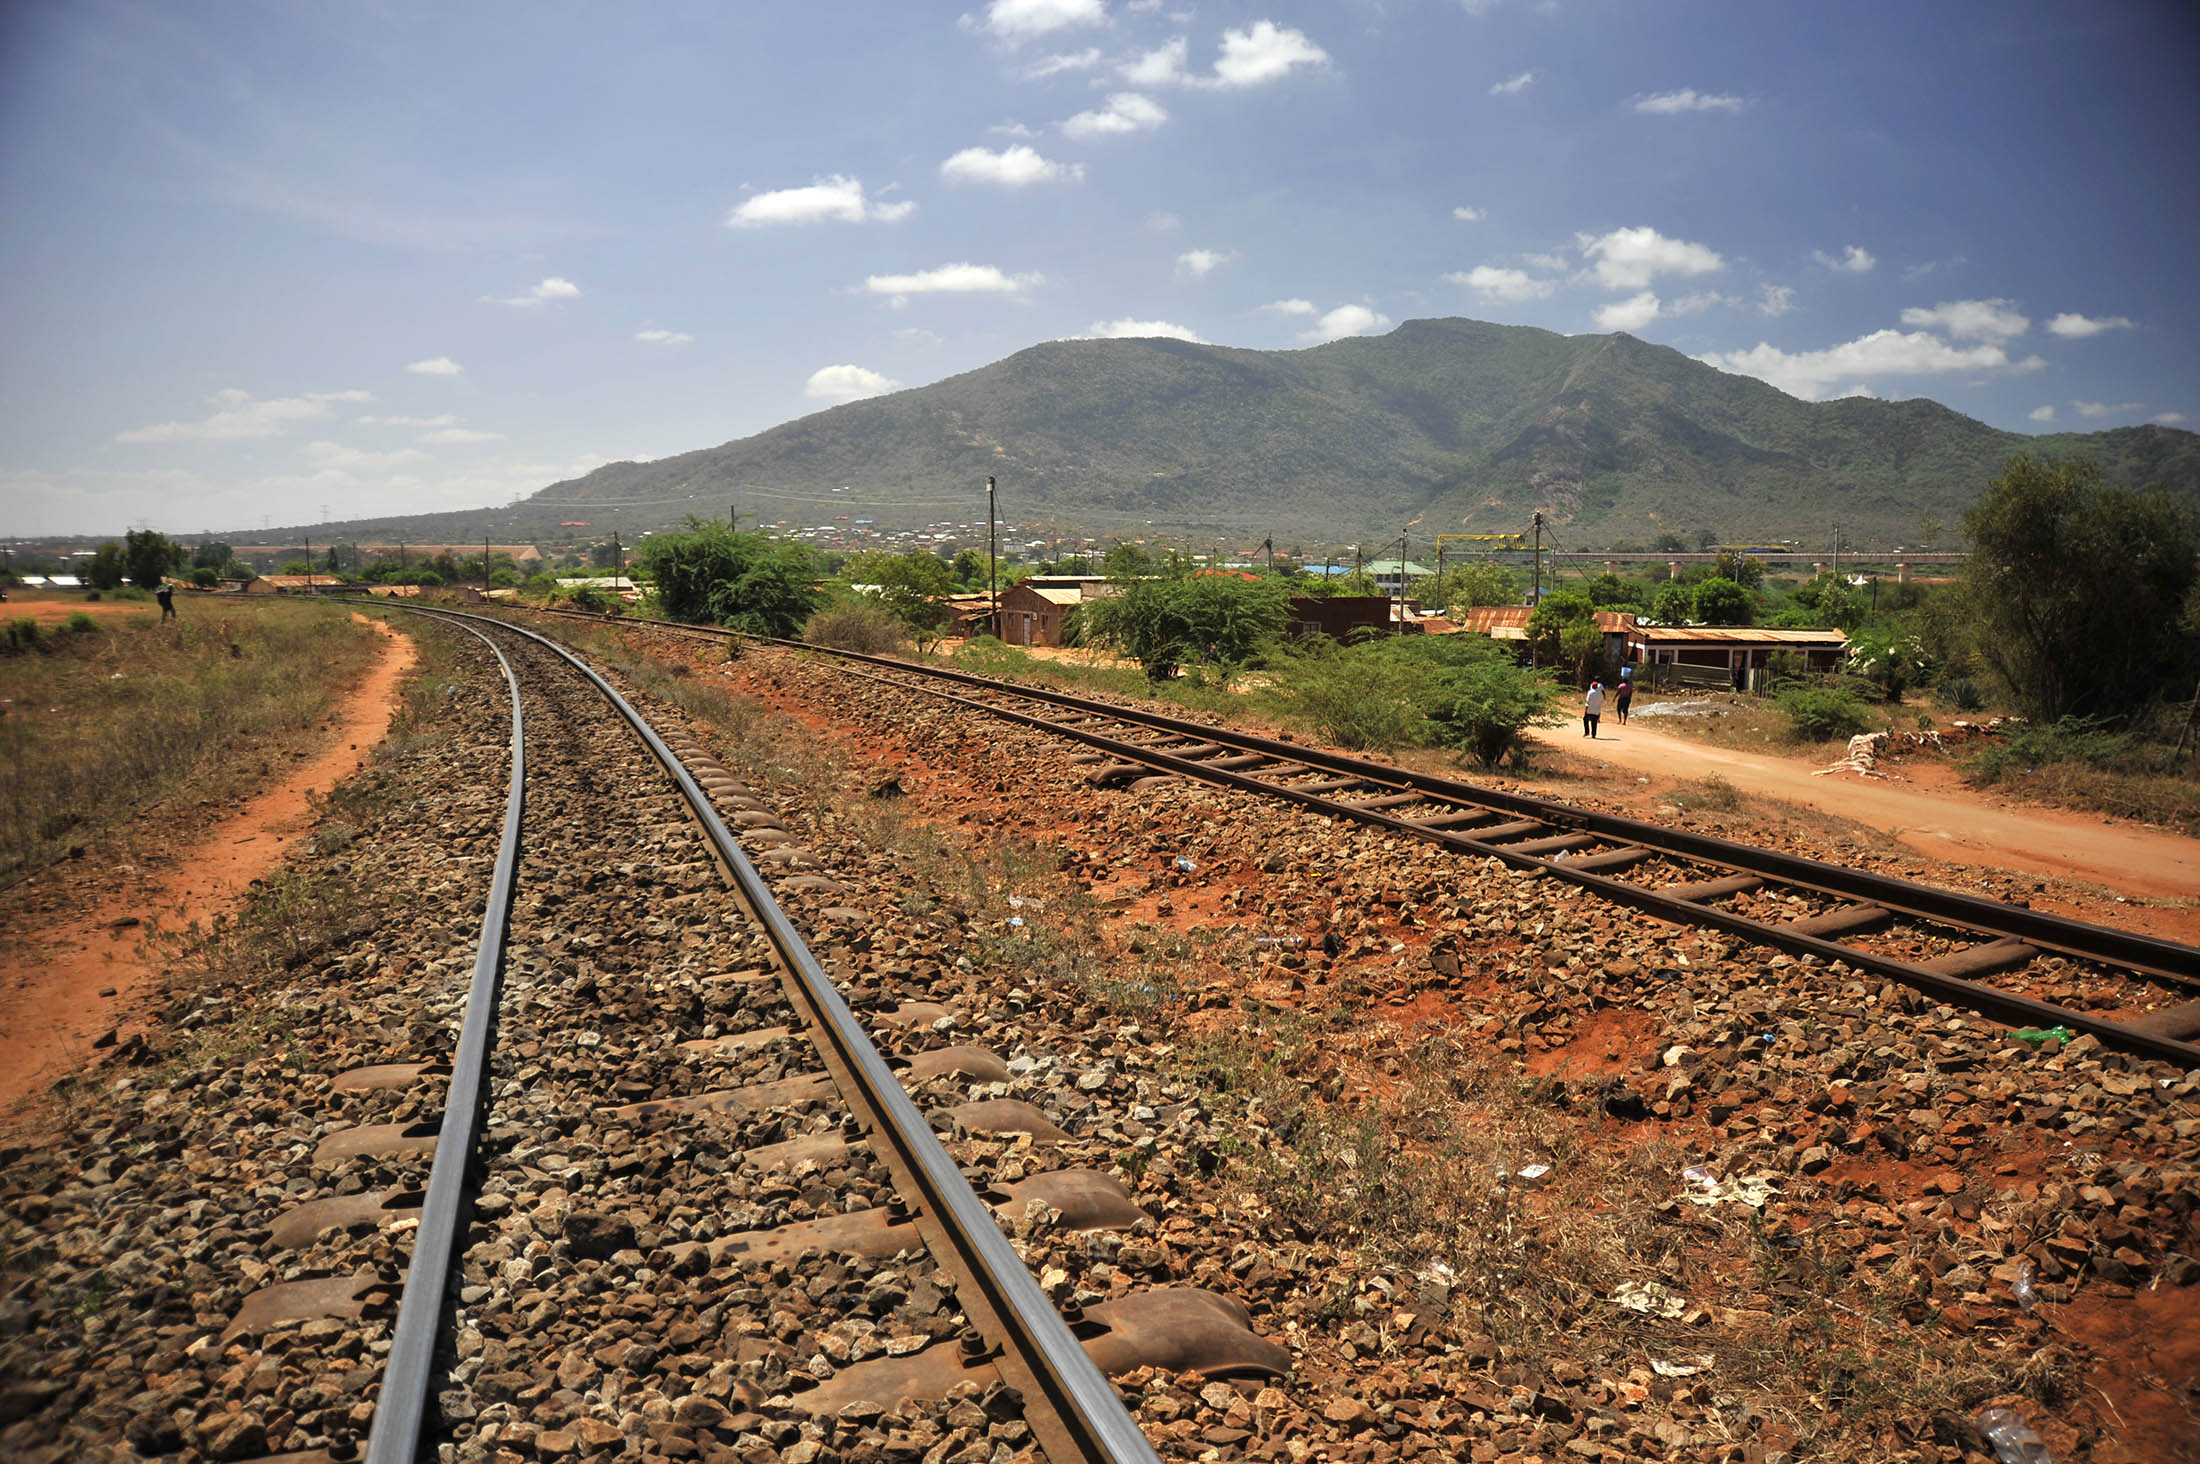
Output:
(156, 582), (176, 621)
(1613, 673), (1633, 725)
(1583, 680), (1604, 739)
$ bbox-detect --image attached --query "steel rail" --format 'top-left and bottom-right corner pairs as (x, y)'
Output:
(366, 612), (527, 1464)
(439, 610), (1160, 1464)
(512, 608), (2200, 1065)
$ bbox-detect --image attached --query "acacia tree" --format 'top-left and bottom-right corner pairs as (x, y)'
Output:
(1417, 560), (1520, 615)
(1962, 456), (2199, 721)
(637, 519), (820, 636)
(1082, 570), (1288, 681)
(843, 549), (953, 647)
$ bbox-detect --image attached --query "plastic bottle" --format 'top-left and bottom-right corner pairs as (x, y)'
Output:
(2012, 1259), (2037, 1311)
(1974, 1406), (2052, 1464)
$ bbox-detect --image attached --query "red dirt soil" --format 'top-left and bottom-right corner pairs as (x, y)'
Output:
(0, 616), (416, 1122)
(1528, 716), (2200, 909)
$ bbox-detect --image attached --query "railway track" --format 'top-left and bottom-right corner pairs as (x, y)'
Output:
(179, 610), (1296, 1463)
(518, 606), (2200, 1071)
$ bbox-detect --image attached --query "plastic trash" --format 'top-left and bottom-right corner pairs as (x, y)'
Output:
(1681, 1165), (1721, 1194)
(1173, 856), (1197, 872)
(2011, 1026), (2076, 1045)
(1252, 935), (1306, 947)
(2012, 1258), (2037, 1311)
(1974, 1406), (2053, 1463)
(1610, 1280), (1687, 1318)
(1007, 916), (1025, 928)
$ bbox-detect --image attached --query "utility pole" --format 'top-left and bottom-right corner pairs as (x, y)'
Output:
(986, 475), (999, 638)
(1831, 522), (1840, 578)
(1532, 511), (1544, 604)
(1395, 532), (1409, 631)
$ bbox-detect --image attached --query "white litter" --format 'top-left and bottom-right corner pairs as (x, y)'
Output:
(1611, 1280), (1688, 1318)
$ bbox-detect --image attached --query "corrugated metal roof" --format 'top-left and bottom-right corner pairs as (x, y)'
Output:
(1637, 626), (1847, 645)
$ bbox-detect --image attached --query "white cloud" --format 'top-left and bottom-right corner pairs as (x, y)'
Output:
(2047, 312), (2135, 339)
(2154, 412), (2189, 425)
(1898, 298), (2028, 343)
(1635, 88), (1746, 114)
(1024, 47), (1104, 78)
(1176, 248), (1233, 278)
(1147, 211), (1181, 231)
(1665, 290), (1734, 317)
(1258, 298), (1319, 316)
(1757, 284), (1795, 318)
(969, 0), (1108, 42)
(1811, 245), (1876, 274)
(417, 427), (503, 444)
(941, 144), (1082, 186)
(1490, 70), (1535, 96)
(1444, 265), (1556, 303)
(805, 364), (904, 402)
(2028, 405), (2056, 422)
(635, 327), (694, 345)
(1594, 291), (1661, 331)
(406, 357), (463, 376)
(892, 327), (944, 344)
(1452, 205), (1485, 222)
(2074, 399), (2142, 419)
(1835, 383), (1877, 399)
(1210, 21), (1330, 88)
(1061, 92), (1167, 139)
(1090, 318), (1206, 342)
(726, 175), (912, 228)
(358, 413), (454, 427)
(484, 276), (580, 308)
(990, 120), (1040, 138)
(1301, 304), (1390, 343)
(115, 388), (372, 444)
(1524, 251), (1570, 272)
(301, 440), (429, 471)
(1579, 226), (1723, 290)
(1698, 329), (2033, 401)
(1122, 36), (1188, 84)
(863, 262), (1042, 304)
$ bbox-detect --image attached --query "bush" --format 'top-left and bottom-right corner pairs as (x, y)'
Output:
(1937, 676), (1984, 712)
(1777, 687), (1876, 742)
(803, 602), (909, 655)
(1964, 717), (2126, 783)
(1266, 639), (1428, 752)
(3, 618), (42, 655)
(1422, 641), (1560, 766)
(190, 567), (220, 588)
(66, 611), (97, 634)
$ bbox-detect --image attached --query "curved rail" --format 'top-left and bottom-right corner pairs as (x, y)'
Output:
(516, 606), (2200, 1069)
(367, 615), (526, 1464)
(391, 607), (1160, 1464)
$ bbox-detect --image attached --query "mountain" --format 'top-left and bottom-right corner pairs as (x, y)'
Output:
(355, 318), (2200, 549)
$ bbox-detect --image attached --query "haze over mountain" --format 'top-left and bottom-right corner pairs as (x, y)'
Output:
(455, 317), (2196, 550)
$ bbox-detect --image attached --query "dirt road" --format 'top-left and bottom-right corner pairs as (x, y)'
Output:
(1527, 714), (2200, 901)
(0, 617), (416, 1116)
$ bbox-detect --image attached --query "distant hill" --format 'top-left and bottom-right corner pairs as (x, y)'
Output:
(301, 317), (2200, 549)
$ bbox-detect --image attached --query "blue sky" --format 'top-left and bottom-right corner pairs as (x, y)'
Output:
(2, 0), (2194, 537)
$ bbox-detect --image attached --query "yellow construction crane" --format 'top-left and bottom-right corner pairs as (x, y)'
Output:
(1434, 532), (1528, 585)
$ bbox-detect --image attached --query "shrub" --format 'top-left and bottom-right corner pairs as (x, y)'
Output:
(1265, 639), (1428, 752)
(1777, 687), (1876, 742)
(190, 567), (220, 588)
(66, 611), (97, 634)
(3, 618), (42, 655)
(1424, 644), (1560, 766)
(803, 601), (909, 655)
(1937, 676), (1984, 711)
(1964, 717), (2126, 783)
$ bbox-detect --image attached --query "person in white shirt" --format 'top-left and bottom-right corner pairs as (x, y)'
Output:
(1583, 681), (1604, 738)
